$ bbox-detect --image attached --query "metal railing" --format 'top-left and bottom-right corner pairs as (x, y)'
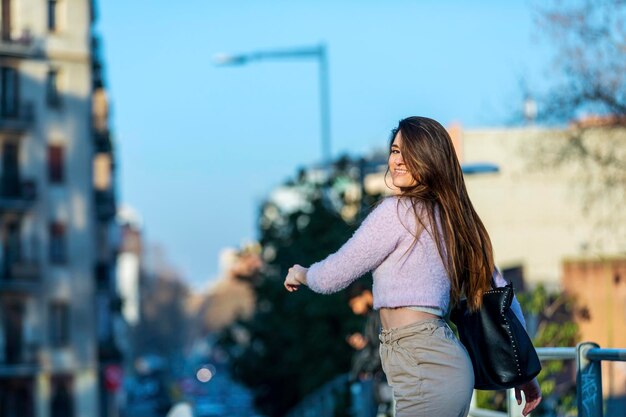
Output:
(286, 342), (626, 417)
(0, 102), (35, 131)
(0, 35), (44, 58)
(470, 342), (626, 417)
(286, 374), (350, 417)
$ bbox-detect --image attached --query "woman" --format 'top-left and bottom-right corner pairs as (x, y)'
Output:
(283, 116), (541, 417)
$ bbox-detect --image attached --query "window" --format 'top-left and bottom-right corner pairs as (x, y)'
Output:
(2, 301), (25, 364)
(2, 0), (12, 41)
(49, 302), (69, 348)
(0, 377), (34, 417)
(95, 262), (109, 290)
(2, 142), (20, 197)
(48, 0), (58, 31)
(47, 144), (64, 183)
(1, 66), (18, 117)
(502, 265), (526, 292)
(49, 222), (67, 264)
(50, 375), (74, 417)
(46, 69), (61, 107)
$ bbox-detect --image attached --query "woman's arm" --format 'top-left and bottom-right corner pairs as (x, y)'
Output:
(291, 197), (403, 294)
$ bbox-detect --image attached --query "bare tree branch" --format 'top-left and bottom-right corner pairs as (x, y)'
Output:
(524, 0), (626, 247)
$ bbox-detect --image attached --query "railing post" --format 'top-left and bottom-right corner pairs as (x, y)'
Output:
(506, 388), (525, 416)
(577, 342), (603, 417)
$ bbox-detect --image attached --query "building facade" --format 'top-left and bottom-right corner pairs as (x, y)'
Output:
(0, 1), (121, 416)
(460, 126), (624, 287)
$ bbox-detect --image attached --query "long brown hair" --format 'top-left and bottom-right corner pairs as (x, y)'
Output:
(386, 116), (493, 311)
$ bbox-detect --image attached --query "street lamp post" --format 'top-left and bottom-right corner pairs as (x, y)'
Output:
(214, 44), (332, 167)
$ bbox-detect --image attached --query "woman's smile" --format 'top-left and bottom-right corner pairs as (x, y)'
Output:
(389, 132), (418, 187)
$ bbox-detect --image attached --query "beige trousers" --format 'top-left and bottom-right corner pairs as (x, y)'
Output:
(379, 318), (474, 417)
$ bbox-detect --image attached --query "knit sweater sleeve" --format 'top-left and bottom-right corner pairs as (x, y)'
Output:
(493, 267), (527, 329)
(306, 197), (401, 294)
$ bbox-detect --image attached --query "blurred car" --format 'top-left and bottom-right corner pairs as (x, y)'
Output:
(123, 373), (173, 417)
(194, 398), (227, 417)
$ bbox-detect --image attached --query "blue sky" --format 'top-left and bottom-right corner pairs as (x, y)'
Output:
(96, 0), (554, 289)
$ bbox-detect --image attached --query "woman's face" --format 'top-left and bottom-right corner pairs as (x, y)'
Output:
(389, 132), (418, 188)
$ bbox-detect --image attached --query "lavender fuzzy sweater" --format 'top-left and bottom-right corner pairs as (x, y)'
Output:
(306, 196), (526, 326)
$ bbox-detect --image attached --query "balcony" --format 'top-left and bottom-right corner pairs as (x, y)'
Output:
(0, 298), (40, 375)
(95, 189), (116, 221)
(0, 261), (40, 294)
(9, 261), (39, 281)
(0, 179), (37, 213)
(0, 362), (39, 377)
(0, 102), (35, 133)
(0, 33), (44, 59)
(0, 342), (39, 376)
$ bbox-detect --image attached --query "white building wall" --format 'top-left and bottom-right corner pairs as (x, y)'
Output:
(463, 127), (624, 287)
(117, 253), (140, 326)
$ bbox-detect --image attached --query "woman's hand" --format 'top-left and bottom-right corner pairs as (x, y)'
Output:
(284, 264), (308, 292)
(514, 378), (542, 416)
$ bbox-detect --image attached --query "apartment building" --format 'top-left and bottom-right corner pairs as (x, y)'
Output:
(0, 1), (121, 416)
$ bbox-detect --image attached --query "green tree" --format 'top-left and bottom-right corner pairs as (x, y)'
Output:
(219, 163), (375, 417)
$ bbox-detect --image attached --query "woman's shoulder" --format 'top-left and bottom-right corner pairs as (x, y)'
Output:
(367, 195), (420, 222)
(369, 195), (399, 213)
(375, 195), (424, 211)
